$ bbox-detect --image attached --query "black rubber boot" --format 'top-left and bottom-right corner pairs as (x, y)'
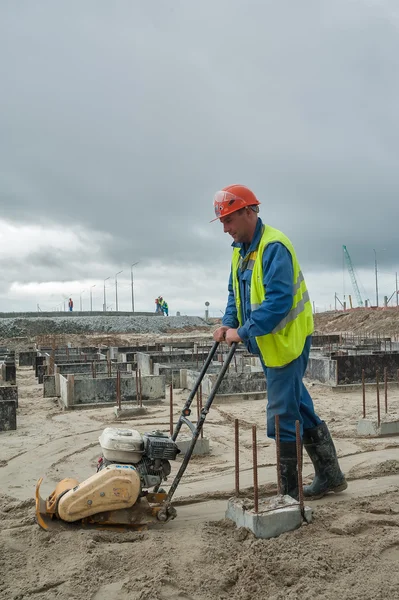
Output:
(279, 442), (299, 501)
(303, 422), (347, 499)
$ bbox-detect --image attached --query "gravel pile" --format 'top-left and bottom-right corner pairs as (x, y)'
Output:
(0, 315), (211, 338)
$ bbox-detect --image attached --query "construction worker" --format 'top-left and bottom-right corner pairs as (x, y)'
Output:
(212, 184), (347, 500)
(155, 298), (163, 314)
(158, 296), (169, 316)
(161, 299), (169, 316)
(68, 298), (73, 312)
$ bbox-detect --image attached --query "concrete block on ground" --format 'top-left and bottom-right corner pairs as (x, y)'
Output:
(357, 418), (399, 436)
(0, 386), (18, 408)
(176, 436), (210, 456)
(225, 495), (312, 539)
(35, 355), (46, 377)
(114, 405), (148, 418)
(43, 375), (56, 398)
(0, 400), (17, 431)
(19, 351), (37, 367)
(37, 364), (47, 384)
(58, 373), (165, 409)
(1, 363), (16, 384)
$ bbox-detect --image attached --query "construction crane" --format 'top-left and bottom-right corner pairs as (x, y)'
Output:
(342, 245), (364, 307)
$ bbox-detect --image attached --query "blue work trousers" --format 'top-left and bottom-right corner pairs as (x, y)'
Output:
(261, 336), (322, 442)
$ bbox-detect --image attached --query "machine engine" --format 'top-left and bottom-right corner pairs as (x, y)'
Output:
(98, 428), (180, 491)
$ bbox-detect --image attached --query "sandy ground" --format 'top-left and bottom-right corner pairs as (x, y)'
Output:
(1, 344), (399, 599)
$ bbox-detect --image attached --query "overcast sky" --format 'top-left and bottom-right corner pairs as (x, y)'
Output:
(1, 0), (398, 316)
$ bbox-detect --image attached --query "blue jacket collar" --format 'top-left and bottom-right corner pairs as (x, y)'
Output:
(231, 218), (264, 257)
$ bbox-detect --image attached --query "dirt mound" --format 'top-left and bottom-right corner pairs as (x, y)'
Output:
(314, 308), (399, 335)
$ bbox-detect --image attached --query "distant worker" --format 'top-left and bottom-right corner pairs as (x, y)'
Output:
(157, 296), (169, 316)
(161, 299), (169, 316)
(212, 184), (347, 501)
(155, 298), (163, 314)
(68, 298), (73, 312)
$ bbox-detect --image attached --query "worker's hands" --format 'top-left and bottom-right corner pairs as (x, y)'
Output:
(225, 328), (242, 346)
(213, 326), (230, 342)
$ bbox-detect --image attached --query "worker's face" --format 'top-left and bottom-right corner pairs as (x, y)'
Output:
(220, 208), (253, 243)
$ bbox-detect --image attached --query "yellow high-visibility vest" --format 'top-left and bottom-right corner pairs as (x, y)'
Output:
(231, 225), (313, 367)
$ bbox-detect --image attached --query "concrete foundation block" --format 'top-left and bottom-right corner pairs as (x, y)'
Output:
(114, 405), (148, 418)
(176, 436), (210, 456)
(43, 376), (56, 397)
(1, 363), (16, 384)
(0, 400), (17, 431)
(357, 418), (399, 436)
(225, 495), (312, 539)
(19, 351), (37, 367)
(0, 386), (18, 408)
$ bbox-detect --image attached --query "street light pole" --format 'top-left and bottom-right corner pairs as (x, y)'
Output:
(131, 262), (139, 313)
(115, 271), (123, 312)
(80, 289), (86, 312)
(103, 277), (110, 312)
(373, 249), (379, 307)
(90, 284), (96, 312)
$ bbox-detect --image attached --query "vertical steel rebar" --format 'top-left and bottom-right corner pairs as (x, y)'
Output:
(376, 369), (381, 427)
(235, 418), (240, 496)
(384, 367), (388, 414)
(135, 367), (139, 405)
(200, 384), (203, 439)
(107, 359), (111, 377)
(234, 354), (238, 373)
(252, 425), (259, 513)
(169, 384), (173, 436)
(139, 368), (143, 407)
(362, 369), (366, 418)
(196, 388), (200, 422)
(116, 370), (121, 409)
(295, 420), (304, 518)
(275, 415), (282, 495)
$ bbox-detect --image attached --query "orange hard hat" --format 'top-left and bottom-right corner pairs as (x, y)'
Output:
(211, 184), (260, 222)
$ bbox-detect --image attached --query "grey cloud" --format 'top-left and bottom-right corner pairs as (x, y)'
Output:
(1, 0), (399, 302)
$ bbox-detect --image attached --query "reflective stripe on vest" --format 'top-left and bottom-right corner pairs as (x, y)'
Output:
(272, 289), (310, 334)
(251, 270), (305, 314)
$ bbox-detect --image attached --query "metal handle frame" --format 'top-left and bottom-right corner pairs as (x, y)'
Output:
(167, 341), (237, 502)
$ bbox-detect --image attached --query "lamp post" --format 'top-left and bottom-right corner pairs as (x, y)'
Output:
(80, 289), (86, 312)
(115, 271), (123, 312)
(103, 277), (110, 312)
(373, 249), (379, 307)
(90, 284), (96, 312)
(131, 262), (139, 313)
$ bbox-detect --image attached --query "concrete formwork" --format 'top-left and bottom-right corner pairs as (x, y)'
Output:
(306, 357), (338, 385)
(0, 386), (18, 408)
(43, 362), (133, 398)
(58, 373), (165, 409)
(306, 352), (399, 386)
(19, 351), (37, 367)
(0, 400), (17, 431)
(180, 368), (266, 397)
(40, 359), (131, 388)
(136, 351), (211, 376)
(1, 361), (16, 385)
